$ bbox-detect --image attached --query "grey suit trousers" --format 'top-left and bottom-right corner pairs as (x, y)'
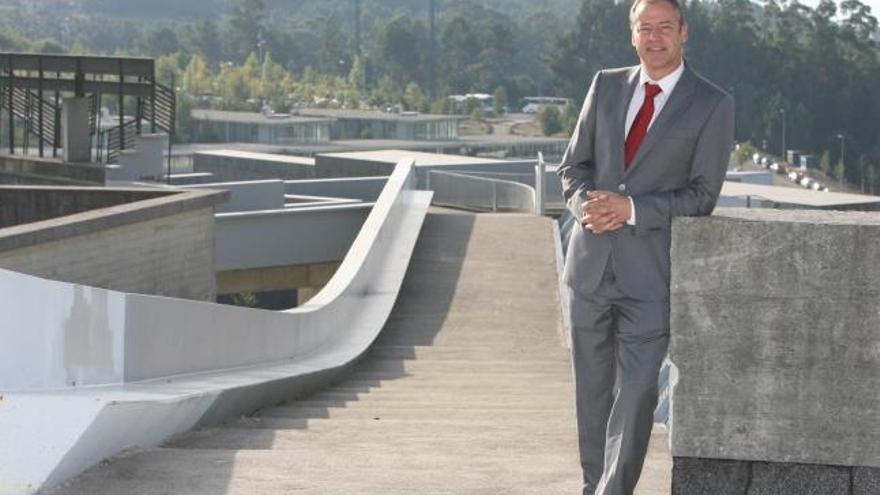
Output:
(566, 261), (669, 495)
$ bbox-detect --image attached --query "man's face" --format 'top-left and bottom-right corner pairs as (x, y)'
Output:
(631, 0), (687, 79)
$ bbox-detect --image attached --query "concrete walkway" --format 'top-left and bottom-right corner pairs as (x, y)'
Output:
(51, 209), (670, 495)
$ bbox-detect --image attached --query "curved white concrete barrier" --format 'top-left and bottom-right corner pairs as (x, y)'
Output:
(428, 169), (536, 213)
(0, 159), (432, 494)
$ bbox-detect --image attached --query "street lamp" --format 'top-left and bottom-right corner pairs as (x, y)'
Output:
(256, 31), (266, 66)
(780, 108), (786, 162)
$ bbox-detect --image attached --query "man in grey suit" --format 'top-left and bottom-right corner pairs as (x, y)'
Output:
(557, 0), (734, 493)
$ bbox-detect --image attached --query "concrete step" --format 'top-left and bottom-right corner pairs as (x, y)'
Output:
(353, 357), (572, 374)
(365, 344), (570, 362)
(52, 447), (582, 495)
(219, 415), (581, 431)
(166, 425), (576, 450)
(301, 389), (574, 404)
(346, 369), (573, 382)
(257, 403), (578, 420)
(320, 378), (574, 393)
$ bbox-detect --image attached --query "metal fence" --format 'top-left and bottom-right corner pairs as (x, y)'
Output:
(427, 169), (536, 213)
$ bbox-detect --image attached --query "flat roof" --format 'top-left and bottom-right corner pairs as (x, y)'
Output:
(296, 108), (465, 123)
(318, 149), (507, 166)
(721, 181), (880, 207)
(191, 109), (335, 125)
(193, 149), (315, 165)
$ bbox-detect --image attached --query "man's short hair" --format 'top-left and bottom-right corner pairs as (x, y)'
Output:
(630, 0), (686, 27)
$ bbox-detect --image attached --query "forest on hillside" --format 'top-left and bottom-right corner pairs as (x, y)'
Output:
(0, 0), (877, 189)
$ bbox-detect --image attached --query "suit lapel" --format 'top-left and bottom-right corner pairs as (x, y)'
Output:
(612, 67), (641, 175)
(624, 65), (697, 177)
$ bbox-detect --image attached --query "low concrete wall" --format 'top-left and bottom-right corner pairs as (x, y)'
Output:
(0, 161), (432, 494)
(0, 185), (168, 228)
(193, 150), (315, 181)
(668, 208), (880, 494)
(187, 180), (286, 213)
(0, 153), (105, 185)
(284, 176), (387, 202)
(0, 188), (228, 301)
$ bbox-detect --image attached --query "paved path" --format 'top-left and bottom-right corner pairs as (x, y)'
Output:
(52, 209), (670, 495)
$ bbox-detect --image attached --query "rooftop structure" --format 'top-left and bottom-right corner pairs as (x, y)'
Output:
(0, 52), (175, 164)
(190, 109), (333, 145)
(720, 180), (880, 210)
(296, 108), (463, 141)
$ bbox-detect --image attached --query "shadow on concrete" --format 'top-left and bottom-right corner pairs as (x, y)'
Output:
(170, 208), (475, 447)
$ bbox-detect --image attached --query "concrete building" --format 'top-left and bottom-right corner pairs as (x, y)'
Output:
(191, 109), (333, 144)
(296, 108), (463, 141)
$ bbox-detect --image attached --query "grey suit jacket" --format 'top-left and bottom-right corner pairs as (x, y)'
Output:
(558, 64), (734, 301)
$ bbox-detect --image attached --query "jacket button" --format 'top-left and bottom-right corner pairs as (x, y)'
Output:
(618, 184), (626, 192)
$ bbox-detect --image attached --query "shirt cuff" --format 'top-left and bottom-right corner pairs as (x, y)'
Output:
(626, 196), (636, 225)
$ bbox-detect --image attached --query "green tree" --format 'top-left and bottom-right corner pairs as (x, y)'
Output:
(228, 0), (266, 62)
(493, 86), (508, 116)
(820, 150), (832, 177)
(404, 82), (428, 112)
(561, 101), (579, 137)
(379, 15), (425, 89)
(540, 106), (562, 136)
(547, 0), (633, 100)
(182, 52), (214, 96)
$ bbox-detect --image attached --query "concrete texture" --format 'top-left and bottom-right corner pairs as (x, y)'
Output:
(668, 208), (880, 486)
(854, 467), (880, 495)
(671, 458), (750, 494)
(0, 187), (226, 300)
(193, 150), (316, 182)
(0, 187), (226, 251)
(62, 97), (91, 163)
(749, 462), (850, 494)
(0, 153), (104, 185)
(0, 186), (167, 228)
(51, 209), (673, 495)
(0, 206), (218, 301)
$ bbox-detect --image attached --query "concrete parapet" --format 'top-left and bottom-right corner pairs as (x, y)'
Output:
(668, 208), (880, 493)
(193, 149), (315, 181)
(0, 153), (104, 185)
(109, 133), (168, 182)
(0, 186), (228, 300)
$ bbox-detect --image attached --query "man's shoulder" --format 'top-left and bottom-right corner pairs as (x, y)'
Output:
(597, 65), (638, 81)
(688, 67), (733, 103)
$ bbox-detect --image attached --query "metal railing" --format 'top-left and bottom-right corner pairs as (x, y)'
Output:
(0, 85), (58, 149)
(104, 119), (138, 164)
(428, 169), (536, 213)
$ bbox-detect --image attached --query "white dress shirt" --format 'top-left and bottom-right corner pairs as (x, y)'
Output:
(624, 61), (685, 225)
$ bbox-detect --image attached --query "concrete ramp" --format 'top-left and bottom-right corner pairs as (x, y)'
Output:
(52, 210), (671, 495)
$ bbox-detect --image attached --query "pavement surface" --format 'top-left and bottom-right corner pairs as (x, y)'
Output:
(50, 208), (670, 495)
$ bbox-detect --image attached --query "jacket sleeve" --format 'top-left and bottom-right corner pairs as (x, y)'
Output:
(631, 93), (735, 233)
(557, 71), (601, 220)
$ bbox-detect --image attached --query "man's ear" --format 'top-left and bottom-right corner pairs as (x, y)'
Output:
(680, 22), (689, 43)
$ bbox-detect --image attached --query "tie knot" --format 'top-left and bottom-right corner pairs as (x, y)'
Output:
(645, 82), (662, 98)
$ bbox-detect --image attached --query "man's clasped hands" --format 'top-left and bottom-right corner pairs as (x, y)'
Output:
(580, 190), (633, 235)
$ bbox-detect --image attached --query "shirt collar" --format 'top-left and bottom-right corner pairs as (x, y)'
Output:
(638, 60), (685, 96)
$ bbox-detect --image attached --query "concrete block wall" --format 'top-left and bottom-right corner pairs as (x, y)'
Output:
(0, 187), (168, 228)
(668, 208), (880, 494)
(193, 152), (315, 182)
(0, 153), (105, 185)
(0, 206), (217, 301)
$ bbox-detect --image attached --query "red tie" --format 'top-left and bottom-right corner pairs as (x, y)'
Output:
(625, 82), (662, 169)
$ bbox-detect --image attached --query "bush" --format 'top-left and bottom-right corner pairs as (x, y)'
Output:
(539, 106), (562, 136)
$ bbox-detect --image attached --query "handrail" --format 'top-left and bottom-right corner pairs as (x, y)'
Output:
(428, 169), (536, 213)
